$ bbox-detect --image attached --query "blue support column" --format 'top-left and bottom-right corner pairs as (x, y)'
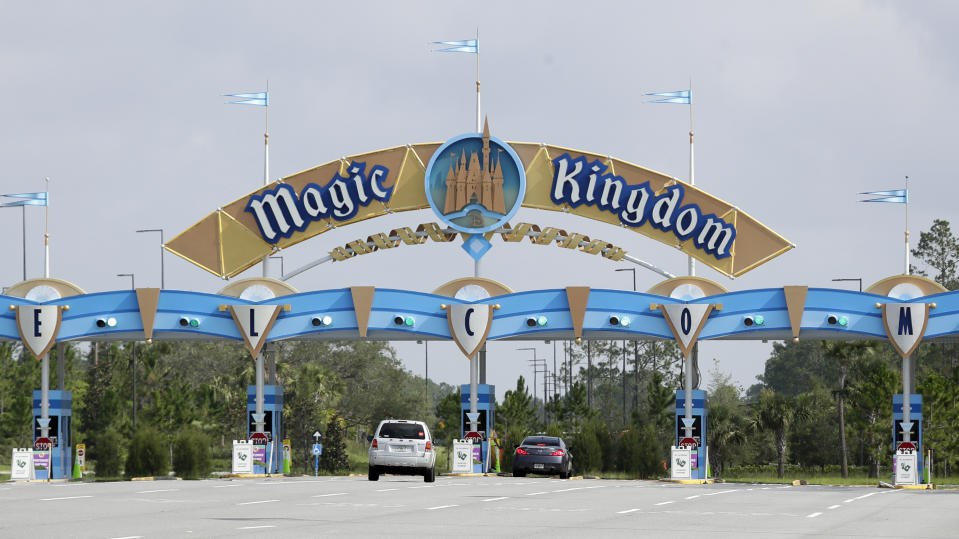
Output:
(893, 393), (923, 482)
(675, 389), (708, 480)
(247, 385), (283, 474)
(460, 384), (495, 473)
(32, 390), (72, 480)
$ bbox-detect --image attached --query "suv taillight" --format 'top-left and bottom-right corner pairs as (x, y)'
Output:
(372, 439), (378, 449)
(426, 441), (432, 450)
(516, 447), (529, 455)
(550, 449), (565, 456)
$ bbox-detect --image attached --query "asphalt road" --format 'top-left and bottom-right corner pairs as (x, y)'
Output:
(1, 475), (956, 538)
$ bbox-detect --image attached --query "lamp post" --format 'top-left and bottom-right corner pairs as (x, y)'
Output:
(417, 340), (429, 406)
(527, 356), (548, 424)
(832, 278), (863, 292)
(117, 273), (136, 427)
(135, 229), (164, 289)
(269, 255), (285, 278)
(615, 267), (636, 292)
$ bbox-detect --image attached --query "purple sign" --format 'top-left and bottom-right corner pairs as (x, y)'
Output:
(34, 450), (50, 470)
(253, 446), (266, 465)
(691, 452), (698, 470)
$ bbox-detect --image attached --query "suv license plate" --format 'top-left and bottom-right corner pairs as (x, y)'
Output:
(534, 463), (544, 469)
(394, 446), (411, 453)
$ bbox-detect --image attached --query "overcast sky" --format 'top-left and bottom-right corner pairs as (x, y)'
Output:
(3, 1), (958, 397)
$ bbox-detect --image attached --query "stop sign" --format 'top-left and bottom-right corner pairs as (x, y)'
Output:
(678, 437), (698, 449)
(250, 432), (268, 445)
(34, 437), (53, 451)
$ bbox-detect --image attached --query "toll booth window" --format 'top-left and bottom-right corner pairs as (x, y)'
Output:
(378, 423), (426, 439)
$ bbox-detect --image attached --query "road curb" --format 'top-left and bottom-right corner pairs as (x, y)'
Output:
(658, 478), (715, 484)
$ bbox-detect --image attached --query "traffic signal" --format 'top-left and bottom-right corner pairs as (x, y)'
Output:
(95, 317), (117, 328)
(609, 315), (631, 327)
(179, 317), (200, 328)
(526, 316), (548, 327)
(311, 315), (333, 327)
(394, 315), (415, 327)
(743, 315), (765, 327)
(826, 314), (848, 327)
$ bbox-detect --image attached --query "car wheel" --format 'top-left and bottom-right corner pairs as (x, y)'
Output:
(513, 469), (526, 478)
(424, 466), (435, 483)
(368, 466), (379, 481)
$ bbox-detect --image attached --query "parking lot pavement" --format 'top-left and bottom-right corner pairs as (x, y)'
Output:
(2, 476), (956, 537)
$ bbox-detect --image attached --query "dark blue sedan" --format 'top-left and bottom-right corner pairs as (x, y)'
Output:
(512, 436), (572, 478)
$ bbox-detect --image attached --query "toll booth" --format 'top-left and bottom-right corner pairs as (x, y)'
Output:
(892, 393), (923, 482)
(675, 389), (708, 480)
(32, 390), (72, 480)
(247, 385), (283, 474)
(460, 384), (495, 473)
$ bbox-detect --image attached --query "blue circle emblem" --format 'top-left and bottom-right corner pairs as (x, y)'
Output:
(424, 130), (526, 234)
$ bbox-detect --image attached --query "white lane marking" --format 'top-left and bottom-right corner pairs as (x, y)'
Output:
(777, 485), (792, 489)
(426, 504), (458, 510)
(376, 488), (399, 492)
(214, 484), (241, 488)
(482, 497), (508, 502)
(137, 489), (179, 494)
(236, 499), (279, 506)
(617, 508), (641, 514)
(237, 525), (275, 530)
(685, 495), (700, 500)
(111, 536), (144, 539)
(40, 495), (93, 501)
(654, 501), (674, 506)
(526, 491), (548, 496)
(703, 489), (737, 496)
(550, 487), (584, 493)
(828, 504), (840, 510)
(761, 487), (771, 490)
(807, 512), (822, 518)
(312, 492), (347, 498)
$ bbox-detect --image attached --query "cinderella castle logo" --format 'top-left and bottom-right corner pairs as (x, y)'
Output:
(443, 119), (506, 219)
(425, 118), (525, 235)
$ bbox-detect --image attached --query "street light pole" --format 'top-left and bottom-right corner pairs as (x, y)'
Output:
(831, 278), (863, 292)
(417, 340), (429, 406)
(117, 273), (136, 427)
(135, 229), (164, 289)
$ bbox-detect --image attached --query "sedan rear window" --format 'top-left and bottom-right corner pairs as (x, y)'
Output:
(521, 436), (561, 447)
(378, 423), (426, 439)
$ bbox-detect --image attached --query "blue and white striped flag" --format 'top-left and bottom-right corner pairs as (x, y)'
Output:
(432, 39), (478, 53)
(860, 189), (908, 203)
(646, 90), (691, 104)
(1, 192), (47, 207)
(225, 91), (268, 106)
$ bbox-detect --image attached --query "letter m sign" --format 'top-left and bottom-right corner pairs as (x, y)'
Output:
(882, 303), (929, 358)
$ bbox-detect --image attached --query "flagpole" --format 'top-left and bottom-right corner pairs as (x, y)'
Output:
(21, 204), (26, 281)
(905, 175), (910, 275)
(262, 81), (271, 279)
(44, 177), (50, 278)
(688, 79), (695, 277)
(475, 28), (481, 133)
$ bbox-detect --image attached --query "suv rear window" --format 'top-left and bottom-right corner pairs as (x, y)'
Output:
(378, 422), (426, 439)
(522, 436), (561, 447)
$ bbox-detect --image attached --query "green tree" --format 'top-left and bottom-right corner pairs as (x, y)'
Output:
(750, 389), (812, 478)
(911, 218), (959, 290)
(848, 356), (898, 477)
(822, 341), (874, 477)
(706, 367), (748, 476)
(432, 389), (461, 445)
(319, 415), (349, 474)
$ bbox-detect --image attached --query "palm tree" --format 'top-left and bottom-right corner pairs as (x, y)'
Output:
(822, 341), (874, 478)
(750, 388), (811, 478)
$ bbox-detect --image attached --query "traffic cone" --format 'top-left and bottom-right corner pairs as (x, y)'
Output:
(283, 454), (290, 474)
(72, 456), (81, 480)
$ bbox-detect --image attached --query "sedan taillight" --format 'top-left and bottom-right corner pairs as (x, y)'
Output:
(550, 449), (565, 456)
(371, 439), (378, 449)
(426, 441), (432, 450)
(516, 447), (529, 455)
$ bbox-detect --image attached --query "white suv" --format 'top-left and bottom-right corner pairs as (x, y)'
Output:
(368, 419), (436, 482)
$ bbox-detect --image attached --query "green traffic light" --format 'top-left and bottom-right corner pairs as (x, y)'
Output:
(405, 316), (415, 327)
(537, 316), (548, 326)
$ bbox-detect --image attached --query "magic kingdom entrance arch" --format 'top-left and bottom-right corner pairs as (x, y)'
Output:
(2, 123), (954, 486)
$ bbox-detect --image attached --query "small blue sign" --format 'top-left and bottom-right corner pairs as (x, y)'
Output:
(312, 443), (323, 456)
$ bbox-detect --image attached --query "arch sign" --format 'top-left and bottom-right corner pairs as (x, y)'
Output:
(167, 120), (792, 279)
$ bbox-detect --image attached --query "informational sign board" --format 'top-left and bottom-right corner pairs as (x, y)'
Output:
(452, 439), (473, 473)
(671, 446), (691, 480)
(895, 452), (917, 485)
(312, 443), (323, 456)
(232, 440), (253, 474)
(10, 448), (35, 480)
(76, 444), (86, 470)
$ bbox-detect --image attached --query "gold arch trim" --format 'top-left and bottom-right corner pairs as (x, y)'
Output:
(166, 142), (793, 279)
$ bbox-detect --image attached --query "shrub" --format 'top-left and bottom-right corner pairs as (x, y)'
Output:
(319, 416), (348, 474)
(125, 426), (169, 478)
(173, 428), (212, 479)
(572, 419), (604, 474)
(93, 428), (124, 478)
